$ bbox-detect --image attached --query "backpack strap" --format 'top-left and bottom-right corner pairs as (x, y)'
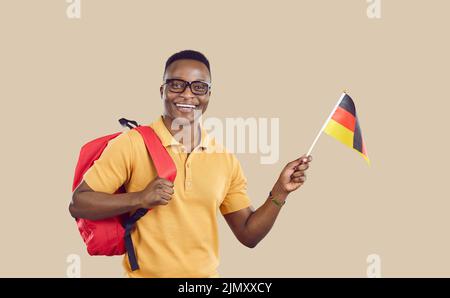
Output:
(119, 118), (139, 129)
(122, 123), (177, 271)
(122, 210), (147, 271)
(134, 126), (177, 183)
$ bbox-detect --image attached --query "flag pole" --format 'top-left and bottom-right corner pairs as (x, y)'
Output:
(306, 92), (347, 156)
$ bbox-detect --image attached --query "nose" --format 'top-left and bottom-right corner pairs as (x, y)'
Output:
(180, 83), (195, 98)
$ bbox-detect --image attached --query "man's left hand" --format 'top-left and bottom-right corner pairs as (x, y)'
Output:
(272, 154), (312, 197)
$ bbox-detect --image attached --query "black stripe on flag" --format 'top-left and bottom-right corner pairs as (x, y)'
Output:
(339, 94), (356, 117)
(353, 118), (363, 153)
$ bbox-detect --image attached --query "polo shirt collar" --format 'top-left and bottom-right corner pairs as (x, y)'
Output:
(149, 115), (210, 150)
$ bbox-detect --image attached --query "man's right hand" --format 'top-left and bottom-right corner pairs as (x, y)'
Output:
(70, 178), (175, 220)
(135, 177), (175, 209)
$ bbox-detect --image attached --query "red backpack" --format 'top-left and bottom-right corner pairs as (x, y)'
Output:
(72, 118), (177, 271)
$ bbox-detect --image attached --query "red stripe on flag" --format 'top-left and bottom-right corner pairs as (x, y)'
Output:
(332, 106), (356, 132)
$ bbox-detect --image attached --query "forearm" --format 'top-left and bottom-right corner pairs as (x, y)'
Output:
(70, 190), (141, 220)
(242, 188), (288, 248)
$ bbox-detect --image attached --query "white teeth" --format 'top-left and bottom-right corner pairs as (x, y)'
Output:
(176, 103), (196, 109)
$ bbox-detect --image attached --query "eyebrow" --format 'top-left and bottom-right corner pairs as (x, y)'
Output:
(168, 77), (211, 83)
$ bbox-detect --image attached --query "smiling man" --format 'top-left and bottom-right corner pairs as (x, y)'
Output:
(70, 50), (312, 277)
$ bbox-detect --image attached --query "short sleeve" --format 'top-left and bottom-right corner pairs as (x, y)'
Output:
(220, 155), (252, 215)
(83, 132), (133, 194)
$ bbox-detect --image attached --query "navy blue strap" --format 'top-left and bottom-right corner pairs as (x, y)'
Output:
(122, 208), (148, 271)
(118, 118), (144, 271)
(116, 119), (176, 272)
(118, 118), (139, 129)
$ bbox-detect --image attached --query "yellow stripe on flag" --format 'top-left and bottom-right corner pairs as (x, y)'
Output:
(324, 118), (354, 149)
(360, 151), (371, 166)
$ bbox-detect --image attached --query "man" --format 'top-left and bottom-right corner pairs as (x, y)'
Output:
(70, 50), (312, 277)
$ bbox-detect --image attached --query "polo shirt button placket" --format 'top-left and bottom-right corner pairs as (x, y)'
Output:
(185, 160), (192, 191)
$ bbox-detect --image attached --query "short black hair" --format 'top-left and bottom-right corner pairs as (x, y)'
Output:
(164, 50), (211, 78)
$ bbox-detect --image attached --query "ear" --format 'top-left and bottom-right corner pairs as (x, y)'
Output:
(160, 86), (164, 99)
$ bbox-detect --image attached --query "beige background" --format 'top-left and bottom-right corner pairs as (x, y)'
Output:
(0, 0), (449, 277)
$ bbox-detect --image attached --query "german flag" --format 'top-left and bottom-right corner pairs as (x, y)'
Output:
(323, 93), (370, 165)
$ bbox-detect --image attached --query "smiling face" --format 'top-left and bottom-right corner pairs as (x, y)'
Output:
(160, 59), (211, 124)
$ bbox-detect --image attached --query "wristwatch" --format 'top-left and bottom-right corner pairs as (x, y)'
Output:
(269, 191), (286, 207)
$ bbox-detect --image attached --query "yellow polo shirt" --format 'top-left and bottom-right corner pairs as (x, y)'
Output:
(83, 115), (252, 277)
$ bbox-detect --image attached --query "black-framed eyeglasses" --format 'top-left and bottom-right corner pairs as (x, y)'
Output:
(162, 79), (211, 96)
